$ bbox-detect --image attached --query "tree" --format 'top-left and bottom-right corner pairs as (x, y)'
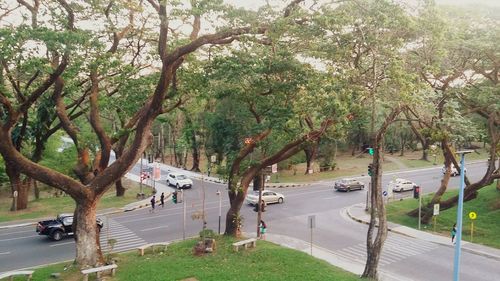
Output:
(0, 0), (285, 267)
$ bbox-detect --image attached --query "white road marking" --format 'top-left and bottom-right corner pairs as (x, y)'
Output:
(0, 235), (37, 242)
(0, 229), (34, 237)
(50, 241), (74, 247)
(322, 196), (339, 200)
(0, 251), (11, 255)
(140, 225), (169, 232)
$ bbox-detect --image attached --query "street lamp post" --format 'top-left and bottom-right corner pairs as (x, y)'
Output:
(216, 190), (222, 235)
(453, 150), (473, 281)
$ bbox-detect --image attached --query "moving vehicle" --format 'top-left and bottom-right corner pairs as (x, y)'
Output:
(246, 190), (285, 205)
(441, 165), (467, 176)
(334, 178), (365, 192)
(166, 172), (193, 189)
(36, 214), (103, 241)
(389, 178), (417, 192)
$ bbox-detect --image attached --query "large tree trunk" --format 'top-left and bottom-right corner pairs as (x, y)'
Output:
(408, 140), (453, 223)
(362, 107), (402, 280)
(304, 143), (318, 174)
(115, 178), (125, 197)
(224, 182), (247, 236)
(74, 199), (104, 266)
(5, 162), (30, 211)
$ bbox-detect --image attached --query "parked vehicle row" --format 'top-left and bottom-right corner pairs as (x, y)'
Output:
(333, 178), (419, 193)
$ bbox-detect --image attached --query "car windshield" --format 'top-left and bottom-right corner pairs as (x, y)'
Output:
(339, 179), (352, 184)
(177, 175), (187, 180)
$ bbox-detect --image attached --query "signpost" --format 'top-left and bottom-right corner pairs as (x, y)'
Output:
(433, 204), (440, 232)
(308, 215), (316, 256)
(469, 212), (477, 242)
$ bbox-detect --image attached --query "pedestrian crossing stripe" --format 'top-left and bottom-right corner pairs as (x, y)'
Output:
(332, 235), (438, 267)
(99, 218), (146, 253)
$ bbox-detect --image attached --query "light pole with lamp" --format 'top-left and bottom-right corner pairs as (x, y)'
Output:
(453, 150), (473, 281)
(216, 190), (222, 234)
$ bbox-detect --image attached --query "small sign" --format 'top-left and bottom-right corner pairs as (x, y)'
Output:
(308, 169), (313, 174)
(308, 215), (316, 228)
(433, 204), (440, 216)
(382, 191), (388, 196)
(154, 163), (161, 180)
(211, 155), (217, 163)
(13, 191), (18, 197)
(272, 164), (278, 174)
(469, 212), (477, 220)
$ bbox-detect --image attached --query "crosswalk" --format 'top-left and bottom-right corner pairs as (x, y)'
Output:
(99, 218), (146, 253)
(333, 235), (438, 266)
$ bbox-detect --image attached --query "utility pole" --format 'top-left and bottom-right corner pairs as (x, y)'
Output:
(453, 150), (473, 281)
(256, 171), (264, 238)
(216, 190), (222, 235)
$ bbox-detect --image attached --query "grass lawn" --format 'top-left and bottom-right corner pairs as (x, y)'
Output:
(0, 178), (149, 223)
(386, 183), (500, 249)
(28, 236), (362, 281)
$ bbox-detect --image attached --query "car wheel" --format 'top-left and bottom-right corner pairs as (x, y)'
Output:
(347, 187), (351, 192)
(278, 197), (284, 204)
(51, 230), (63, 241)
(176, 183), (180, 189)
(167, 180), (170, 186)
(400, 188), (404, 192)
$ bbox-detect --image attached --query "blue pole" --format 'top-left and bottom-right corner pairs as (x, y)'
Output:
(453, 154), (466, 281)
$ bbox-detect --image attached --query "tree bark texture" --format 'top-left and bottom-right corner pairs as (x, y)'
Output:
(74, 199), (103, 266)
(362, 107), (403, 280)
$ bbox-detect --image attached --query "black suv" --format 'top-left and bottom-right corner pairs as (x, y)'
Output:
(36, 214), (103, 241)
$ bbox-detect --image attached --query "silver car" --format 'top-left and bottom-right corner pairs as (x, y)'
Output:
(246, 190), (285, 205)
(334, 179), (365, 192)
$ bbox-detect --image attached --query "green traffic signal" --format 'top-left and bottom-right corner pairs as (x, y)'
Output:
(172, 192), (177, 204)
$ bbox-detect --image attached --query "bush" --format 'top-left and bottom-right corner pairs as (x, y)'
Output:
(199, 228), (216, 239)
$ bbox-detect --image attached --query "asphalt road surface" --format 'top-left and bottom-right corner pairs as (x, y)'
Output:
(1, 161), (498, 281)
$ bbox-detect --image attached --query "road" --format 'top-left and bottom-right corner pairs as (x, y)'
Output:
(1, 161), (499, 281)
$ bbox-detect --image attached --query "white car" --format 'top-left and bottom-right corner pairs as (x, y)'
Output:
(246, 190), (284, 205)
(389, 178), (417, 192)
(441, 165), (467, 177)
(166, 172), (193, 189)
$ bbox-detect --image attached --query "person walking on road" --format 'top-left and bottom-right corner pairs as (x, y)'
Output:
(451, 223), (457, 244)
(259, 220), (267, 240)
(150, 195), (156, 213)
(160, 192), (165, 208)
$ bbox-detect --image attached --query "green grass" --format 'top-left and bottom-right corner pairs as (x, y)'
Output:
(387, 183), (500, 248)
(25, 236), (362, 281)
(0, 178), (148, 223)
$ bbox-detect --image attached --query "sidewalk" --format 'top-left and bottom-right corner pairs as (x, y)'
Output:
(259, 232), (413, 281)
(346, 203), (500, 261)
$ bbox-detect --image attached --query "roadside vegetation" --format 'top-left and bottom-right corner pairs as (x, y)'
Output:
(386, 183), (500, 249)
(0, 178), (144, 223)
(29, 236), (362, 281)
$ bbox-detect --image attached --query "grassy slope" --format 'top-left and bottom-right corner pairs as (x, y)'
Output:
(0, 179), (147, 223)
(28, 237), (361, 281)
(387, 183), (500, 248)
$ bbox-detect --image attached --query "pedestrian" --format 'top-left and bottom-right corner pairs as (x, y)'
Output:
(160, 192), (165, 208)
(150, 195), (156, 213)
(451, 223), (457, 244)
(260, 200), (266, 212)
(259, 220), (267, 240)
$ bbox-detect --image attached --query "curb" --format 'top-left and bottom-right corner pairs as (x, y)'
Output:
(345, 204), (500, 261)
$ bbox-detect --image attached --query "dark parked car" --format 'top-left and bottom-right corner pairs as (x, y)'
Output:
(36, 214), (103, 241)
(334, 179), (365, 192)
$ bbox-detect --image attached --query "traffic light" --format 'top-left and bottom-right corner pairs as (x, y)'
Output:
(368, 164), (373, 176)
(368, 148), (374, 156)
(413, 186), (420, 199)
(172, 192), (177, 204)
